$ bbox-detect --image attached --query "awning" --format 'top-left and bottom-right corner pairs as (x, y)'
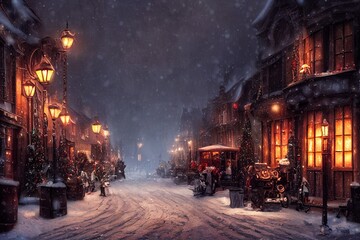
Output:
(198, 144), (239, 152)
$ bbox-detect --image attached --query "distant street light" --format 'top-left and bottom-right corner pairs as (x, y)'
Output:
(103, 125), (110, 139)
(59, 108), (71, 126)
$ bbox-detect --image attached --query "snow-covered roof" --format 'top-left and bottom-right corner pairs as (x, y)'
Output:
(198, 144), (239, 152)
(0, 0), (40, 45)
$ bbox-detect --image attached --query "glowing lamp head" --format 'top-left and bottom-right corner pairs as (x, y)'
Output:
(300, 64), (311, 74)
(321, 119), (329, 138)
(60, 108), (71, 125)
(48, 103), (61, 121)
(61, 29), (75, 50)
(23, 81), (36, 98)
(271, 103), (281, 113)
(92, 119), (102, 134)
(34, 56), (55, 84)
(103, 126), (110, 137)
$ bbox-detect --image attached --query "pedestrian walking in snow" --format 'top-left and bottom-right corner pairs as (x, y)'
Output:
(100, 178), (106, 197)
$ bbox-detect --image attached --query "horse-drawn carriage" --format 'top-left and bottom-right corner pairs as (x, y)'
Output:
(191, 144), (239, 196)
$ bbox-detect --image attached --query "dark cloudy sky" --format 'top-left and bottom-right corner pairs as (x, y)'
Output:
(27, 0), (266, 165)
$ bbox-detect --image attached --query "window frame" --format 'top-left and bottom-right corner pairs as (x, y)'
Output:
(334, 106), (352, 169)
(334, 20), (354, 71)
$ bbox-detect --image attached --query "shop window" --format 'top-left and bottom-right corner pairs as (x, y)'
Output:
(0, 127), (13, 177)
(272, 119), (292, 167)
(335, 106), (352, 168)
(307, 111), (323, 168)
(334, 21), (354, 71)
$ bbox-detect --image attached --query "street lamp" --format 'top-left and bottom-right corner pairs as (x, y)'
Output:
(103, 126), (110, 139)
(321, 118), (331, 234)
(59, 108), (71, 140)
(92, 119), (102, 134)
(34, 55), (55, 85)
(48, 103), (61, 182)
(23, 80), (36, 144)
(59, 108), (71, 126)
(61, 23), (75, 50)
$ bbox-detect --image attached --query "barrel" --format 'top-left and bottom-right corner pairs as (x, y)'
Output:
(39, 183), (67, 219)
(0, 178), (19, 232)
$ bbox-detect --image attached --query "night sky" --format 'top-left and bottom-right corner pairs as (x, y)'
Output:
(27, 0), (266, 166)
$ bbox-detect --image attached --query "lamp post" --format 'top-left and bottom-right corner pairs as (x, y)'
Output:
(103, 125), (110, 161)
(321, 118), (331, 234)
(48, 103), (61, 182)
(23, 80), (36, 144)
(187, 140), (192, 162)
(92, 118), (102, 135)
(60, 23), (74, 139)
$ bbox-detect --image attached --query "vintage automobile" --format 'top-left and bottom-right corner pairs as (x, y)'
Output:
(246, 162), (290, 209)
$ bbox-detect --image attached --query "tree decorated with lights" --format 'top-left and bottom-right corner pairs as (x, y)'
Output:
(238, 114), (255, 170)
(24, 131), (47, 196)
(58, 137), (77, 182)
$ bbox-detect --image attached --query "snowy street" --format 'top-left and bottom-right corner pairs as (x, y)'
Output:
(2, 175), (360, 240)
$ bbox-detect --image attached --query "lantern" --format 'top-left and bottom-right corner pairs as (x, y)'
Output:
(34, 56), (55, 84)
(60, 108), (71, 125)
(92, 119), (102, 134)
(48, 103), (61, 121)
(23, 81), (36, 98)
(321, 119), (329, 138)
(103, 126), (110, 138)
(61, 28), (75, 50)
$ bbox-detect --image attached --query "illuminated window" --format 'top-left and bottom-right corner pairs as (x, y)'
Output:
(335, 106), (352, 168)
(334, 21), (354, 71)
(303, 30), (324, 75)
(0, 128), (13, 177)
(307, 111), (323, 168)
(272, 119), (292, 166)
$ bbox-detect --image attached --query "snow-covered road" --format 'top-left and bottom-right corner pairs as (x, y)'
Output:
(2, 176), (360, 240)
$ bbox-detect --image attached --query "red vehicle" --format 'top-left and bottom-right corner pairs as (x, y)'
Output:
(197, 144), (239, 189)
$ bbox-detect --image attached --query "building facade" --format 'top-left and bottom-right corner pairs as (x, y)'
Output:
(250, 0), (360, 199)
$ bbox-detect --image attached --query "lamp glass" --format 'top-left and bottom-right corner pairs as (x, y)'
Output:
(34, 57), (55, 84)
(321, 119), (329, 137)
(60, 108), (71, 125)
(103, 128), (110, 137)
(61, 30), (75, 50)
(48, 104), (61, 120)
(92, 121), (101, 134)
(23, 81), (36, 98)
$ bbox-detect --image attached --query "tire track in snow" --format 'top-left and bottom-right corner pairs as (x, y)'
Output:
(34, 179), (320, 240)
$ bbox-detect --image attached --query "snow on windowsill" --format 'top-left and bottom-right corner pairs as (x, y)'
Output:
(0, 177), (19, 187)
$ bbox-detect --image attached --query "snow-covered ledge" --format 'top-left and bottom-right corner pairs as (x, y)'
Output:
(0, 178), (19, 187)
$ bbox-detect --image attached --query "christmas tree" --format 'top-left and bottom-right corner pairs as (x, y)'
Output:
(58, 137), (77, 182)
(238, 114), (255, 170)
(24, 131), (47, 197)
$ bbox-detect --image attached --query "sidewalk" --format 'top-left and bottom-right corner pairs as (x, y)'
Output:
(307, 197), (348, 210)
